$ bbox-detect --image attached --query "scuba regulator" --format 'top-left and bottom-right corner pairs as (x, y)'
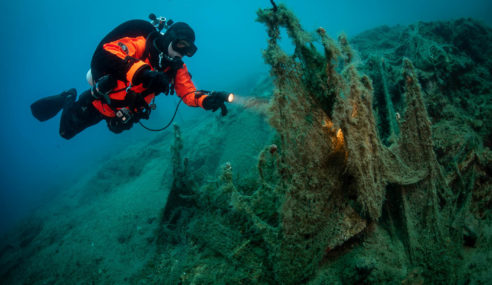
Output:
(148, 13), (182, 70)
(149, 13), (173, 33)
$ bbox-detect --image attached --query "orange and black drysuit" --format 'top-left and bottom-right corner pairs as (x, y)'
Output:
(59, 20), (207, 139)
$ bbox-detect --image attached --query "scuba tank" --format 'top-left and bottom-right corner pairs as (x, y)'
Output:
(91, 13), (173, 81)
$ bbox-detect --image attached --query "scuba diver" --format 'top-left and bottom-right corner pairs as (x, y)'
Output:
(31, 14), (233, 139)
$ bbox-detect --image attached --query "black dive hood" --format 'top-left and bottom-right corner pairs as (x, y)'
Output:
(155, 22), (197, 57)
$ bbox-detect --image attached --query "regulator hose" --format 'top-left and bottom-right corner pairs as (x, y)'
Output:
(138, 90), (207, 132)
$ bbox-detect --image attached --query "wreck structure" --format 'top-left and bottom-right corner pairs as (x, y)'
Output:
(144, 4), (491, 284)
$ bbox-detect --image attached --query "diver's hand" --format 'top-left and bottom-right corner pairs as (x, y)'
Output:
(136, 69), (170, 95)
(203, 91), (230, 116)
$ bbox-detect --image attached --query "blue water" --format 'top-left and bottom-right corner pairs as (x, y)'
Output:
(0, 0), (490, 234)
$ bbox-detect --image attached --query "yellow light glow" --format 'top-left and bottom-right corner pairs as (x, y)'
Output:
(322, 119), (334, 130)
(227, 93), (235, 103)
(335, 128), (347, 161)
(336, 129), (344, 146)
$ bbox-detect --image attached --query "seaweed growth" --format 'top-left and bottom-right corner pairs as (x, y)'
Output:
(136, 6), (491, 285)
(159, 124), (196, 241)
(255, 4), (490, 284)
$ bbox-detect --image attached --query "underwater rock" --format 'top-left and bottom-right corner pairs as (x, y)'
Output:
(254, 6), (491, 284)
(144, 5), (491, 284)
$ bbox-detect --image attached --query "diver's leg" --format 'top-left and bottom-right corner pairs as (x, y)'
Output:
(31, 88), (77, 121)
(59, 89), (103, 139)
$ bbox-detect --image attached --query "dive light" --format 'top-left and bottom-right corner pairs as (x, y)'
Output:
(222, 92), (234, 116)
(209, 91), (234, 116)
(216, 91), (234, 103)
(225, 93), (235, 103)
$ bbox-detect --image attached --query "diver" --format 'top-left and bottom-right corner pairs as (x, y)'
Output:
(31, 15), (233, 139)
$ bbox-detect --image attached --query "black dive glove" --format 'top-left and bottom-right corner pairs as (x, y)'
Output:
(202, 91), (231, 116)
(135, 69), (170, 95)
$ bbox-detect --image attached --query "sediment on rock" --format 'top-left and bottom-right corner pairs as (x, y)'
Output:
(134, 5), (491, 284)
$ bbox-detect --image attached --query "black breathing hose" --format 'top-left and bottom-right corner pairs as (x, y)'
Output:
(138, 90), (207, 132)
(138, 99), (183, 132)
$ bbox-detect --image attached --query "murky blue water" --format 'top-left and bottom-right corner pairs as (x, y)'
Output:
(0, 0), (490, 234)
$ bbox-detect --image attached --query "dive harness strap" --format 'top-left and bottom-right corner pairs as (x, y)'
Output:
(98, 84), (153, 124)
(97, 81), (208, 131)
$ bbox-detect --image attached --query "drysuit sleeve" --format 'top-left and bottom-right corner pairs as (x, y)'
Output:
(174, 64), (207, 109)
(102, 36), (150, 85)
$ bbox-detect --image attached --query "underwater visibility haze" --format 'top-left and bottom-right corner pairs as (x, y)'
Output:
(0, 0), (491, 283)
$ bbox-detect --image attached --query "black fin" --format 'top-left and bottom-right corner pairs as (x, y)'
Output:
(31, 89), (76, 122)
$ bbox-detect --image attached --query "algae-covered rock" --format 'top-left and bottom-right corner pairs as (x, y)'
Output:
(141, 4), (491, 284)
(257, 7), (491, 283)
